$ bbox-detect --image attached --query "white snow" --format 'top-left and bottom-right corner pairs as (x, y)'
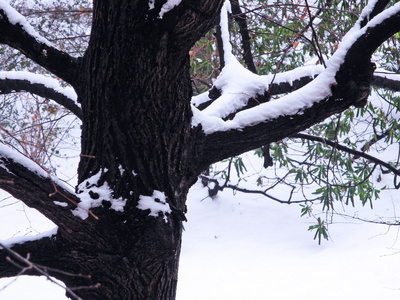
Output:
(158, 0), (182, 18)
(53, 201), (68, 207)
(191, 1), (400, 134)
(271, 64), (324, 85)
(137, 190), (171, 222)
(1, 154), (400, 299)
(374, 68), (400, 81)
(219, 0), (233, 64)
(0, 227), (57, 247)
(148, 0), (155, 10)
(73, 169), (126, 220)
(0, 142), (49, 178)
(0, 71), (78, 104)
(0, 1), (53, 47)
(176, 180), (400, 300)
(118, 165), (125, 175)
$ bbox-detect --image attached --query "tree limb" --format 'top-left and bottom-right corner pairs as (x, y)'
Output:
(354, 124), (400, 158)
(372, 73), (400, 92)
(0, 236), (60, 279)
(199, 175), (306, 204)
(359, 0), (390, 28)
(0, 145), (97, 236)
(142, 0), (225, 60)
(197, 2), (400, 168)
(193, 66), (321, 111)
(0, 73), (82, 120)
(0, 237), (96, 299)
(0, 3), (80, 87)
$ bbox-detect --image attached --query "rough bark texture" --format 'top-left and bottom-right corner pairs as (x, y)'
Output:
(0, 0), (400, 299)
(0, 0), (223, 299)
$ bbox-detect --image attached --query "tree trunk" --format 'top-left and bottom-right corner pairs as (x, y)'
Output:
(2, 0), (400, 299)
(49, 2), (209, 299)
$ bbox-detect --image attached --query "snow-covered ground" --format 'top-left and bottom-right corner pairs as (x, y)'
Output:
(1, 155), (400, 299)
(178, 182), (400, 300)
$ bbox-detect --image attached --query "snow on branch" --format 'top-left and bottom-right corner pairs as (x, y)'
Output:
(0, 228), (58, 248)
(0, 1), (53, 47)
(0, 1), (80, 86)
(192, 1), (400, 135)
(0, 142), (98, 230)
(159, 0), (182, 18)
(0, 71), (82, 119)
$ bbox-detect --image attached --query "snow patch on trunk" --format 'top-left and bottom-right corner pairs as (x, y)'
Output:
(73, 169), (127, 220)
(137, 190), (171, 222)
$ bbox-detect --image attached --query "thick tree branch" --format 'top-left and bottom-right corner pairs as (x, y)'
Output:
(193, 66), (322, 111)
(0, 236), (60, 279)
(0, 3), (80, 87)
(197, 71), (400, 113)
(359, 0), (390, 28)
(0, 237), (96, 299)
(150, 0), (225, 59)
(0, 145), (97, 236)
(196, 2), (400, 168)
(0, 73), (82, 120)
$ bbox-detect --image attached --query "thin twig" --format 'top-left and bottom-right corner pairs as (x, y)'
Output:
(0, 242), (85, 300)
(292, 133), (400, 178)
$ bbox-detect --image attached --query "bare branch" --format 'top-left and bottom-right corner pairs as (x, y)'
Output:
(372, 73), (400, 92)
(292, 133), (400, 177)
(200, 175), (308, 204)
(0, 236), (57, 279)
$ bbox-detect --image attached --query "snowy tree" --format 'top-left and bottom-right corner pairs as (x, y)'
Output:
(0, 0), (400, 299)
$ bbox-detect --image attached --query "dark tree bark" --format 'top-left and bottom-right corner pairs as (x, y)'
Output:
(0, 0), (224, 299)
(0, 0), (400, 299)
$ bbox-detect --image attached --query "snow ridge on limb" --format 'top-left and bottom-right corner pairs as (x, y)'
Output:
(0, 1), (80, 86)
(193, 0), (400, 166)
(0, 1), (53, 47)
(0, 71), (82, 119)
(0, 142), (97, 235)
(159, 0), (182, 18)
(0, 228), (58, 248)
(192, 1), (400, 134)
